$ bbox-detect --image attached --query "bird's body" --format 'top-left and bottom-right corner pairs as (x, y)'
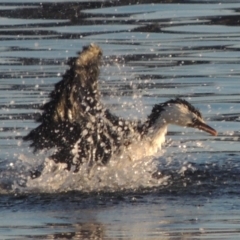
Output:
(24, 44), (217, 173)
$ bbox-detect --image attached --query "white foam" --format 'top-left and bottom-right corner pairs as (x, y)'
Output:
(13, 150), (169, 193)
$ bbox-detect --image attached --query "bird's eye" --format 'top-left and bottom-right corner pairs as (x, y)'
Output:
(187, 118), (197, 127)
(189, 117), (199, 127)
(192, 117), (198, 123)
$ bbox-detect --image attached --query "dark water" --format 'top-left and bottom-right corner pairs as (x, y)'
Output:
(0, 0), (240, 239)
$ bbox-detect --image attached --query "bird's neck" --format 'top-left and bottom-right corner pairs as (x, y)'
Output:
(117, 121), (168, 162)
(144, 119), (168, 150)
(128, 118), (168, 160)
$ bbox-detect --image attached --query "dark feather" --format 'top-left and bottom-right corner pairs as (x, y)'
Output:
(23, 44), (139, 172)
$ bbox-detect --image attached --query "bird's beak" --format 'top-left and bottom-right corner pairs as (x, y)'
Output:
(194, 120), (217, 136)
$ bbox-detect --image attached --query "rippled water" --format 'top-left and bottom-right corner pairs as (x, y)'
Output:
(0, 0), (240, 239)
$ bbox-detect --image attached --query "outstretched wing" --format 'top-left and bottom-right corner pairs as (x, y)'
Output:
(23, 44), (104, 170)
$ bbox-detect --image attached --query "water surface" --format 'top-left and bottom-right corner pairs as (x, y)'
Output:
(0, 0), (240, 239)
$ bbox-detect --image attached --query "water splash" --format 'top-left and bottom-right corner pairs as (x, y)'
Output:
(9, 152), (169, 194)
(0, 139), (239, 196)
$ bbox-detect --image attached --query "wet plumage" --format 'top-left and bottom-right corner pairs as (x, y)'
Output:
(24, 44), (217, 173)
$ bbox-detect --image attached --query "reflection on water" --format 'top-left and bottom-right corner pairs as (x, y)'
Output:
(0, 0), (240, 239)
(1, 190), (240, 239)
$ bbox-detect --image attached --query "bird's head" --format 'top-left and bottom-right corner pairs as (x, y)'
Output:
(148, 98), (217, 136)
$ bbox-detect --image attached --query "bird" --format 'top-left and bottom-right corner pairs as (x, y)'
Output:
(23, 43), (217, 173)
